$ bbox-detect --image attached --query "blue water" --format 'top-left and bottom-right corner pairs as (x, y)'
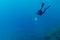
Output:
(0, 0), (60, 40)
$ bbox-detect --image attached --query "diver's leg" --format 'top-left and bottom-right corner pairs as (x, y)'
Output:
(43, 5), (51, 13)
(41, 2), (45, 9)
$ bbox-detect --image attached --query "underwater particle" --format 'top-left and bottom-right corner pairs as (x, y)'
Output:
(34, 17), (38, 21)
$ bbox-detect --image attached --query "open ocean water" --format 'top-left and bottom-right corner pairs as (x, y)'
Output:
(0, 0), (60, 40)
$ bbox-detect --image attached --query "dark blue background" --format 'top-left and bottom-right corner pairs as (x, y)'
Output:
(0, 0), (60, 40)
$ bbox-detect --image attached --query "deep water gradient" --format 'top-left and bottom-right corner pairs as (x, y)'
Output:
(0, 0), (60, 40)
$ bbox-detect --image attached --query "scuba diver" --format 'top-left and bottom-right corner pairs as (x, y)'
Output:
(37, 2), (51, 16)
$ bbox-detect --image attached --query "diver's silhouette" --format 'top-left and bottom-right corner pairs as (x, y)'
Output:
(37, 2), (51, 16)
